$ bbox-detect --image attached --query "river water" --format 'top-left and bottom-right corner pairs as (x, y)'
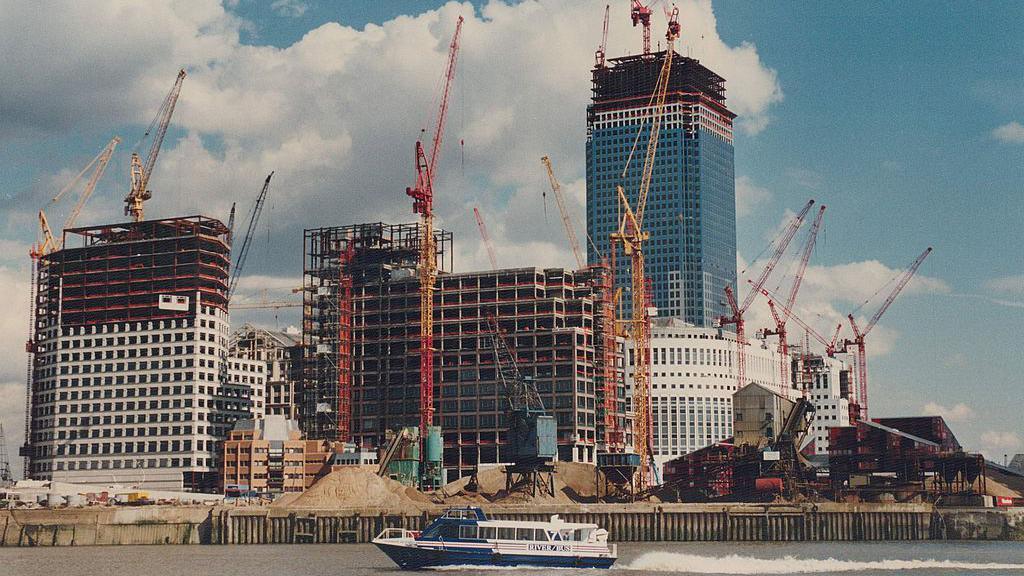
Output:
(3, 541), (1024, 575)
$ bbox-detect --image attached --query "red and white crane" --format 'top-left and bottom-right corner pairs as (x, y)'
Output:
(630, 1), (653, 54)
(762, 205), (826, 389)
(406, 16), (463, 445)
(719, 199), (815, 389)
(756, 282), (843, 359)
(473, 206), (498, 269)
(844, 247), (933, 418)
(595, 4), (610, 67)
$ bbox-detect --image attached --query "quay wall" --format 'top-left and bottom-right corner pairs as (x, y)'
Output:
(2, 504), (1022, 546)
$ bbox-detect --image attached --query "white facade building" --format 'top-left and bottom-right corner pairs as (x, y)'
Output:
(793, 349), (854, 454)
(626, 318), (794, 477)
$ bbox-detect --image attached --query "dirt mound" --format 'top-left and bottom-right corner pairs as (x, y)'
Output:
(276, 467), (434, 510)
(438, 462), (601, 505)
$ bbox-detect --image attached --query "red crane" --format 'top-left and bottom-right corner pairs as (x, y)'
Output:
(406, 16), (463, 445)
(630, 1), (653, 54)
(595, 4), (610, 67)
(845, 247), (933, 419)
(473, 206), (498, 269)
(762, 205), (826, 389)
(756, 282), (843, 358)
(720, 199), (815, 389)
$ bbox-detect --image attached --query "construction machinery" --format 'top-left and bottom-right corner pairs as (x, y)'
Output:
(125, 68), (186, 222)
(405, 16), (462, 486)
(757, 282), (843, 358)
(844, 247), (933, 418)
(719, 199), (815, 390)
(541, 156), (585, 269)
(486, 316), (557, 497)
(473, 206), (498, 269)
(609, 7), (680, 488)
(595, 4), (611, 67)
(227, 172), (275, 301)
(761, 205), (826, 390)
(630, 1), (654, 55)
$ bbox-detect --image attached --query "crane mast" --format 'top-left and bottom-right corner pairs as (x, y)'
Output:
(541, 156), (585, 269)
(595, 4), (610, 67)
(757, 282), (843, 357)
(406, 16), (463, 445)
(763, 205), (826, 390)
(720, 199), (814, 390)
(125, 69), (186, 222)
(610, 7), (679, 487)
(845, 247), (932, 418)
(630, 1), (653, 55)
(227, 172), (275, 301)
(473, 206), (498, 269)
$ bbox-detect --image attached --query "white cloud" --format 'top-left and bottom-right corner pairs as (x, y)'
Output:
(270, 0), (309, 18)
(735, 176), (771, 218)
(980, 430), (1023, 456)
(923, 401), (975, 423)
(0, 265), (31, 478)
(985, 274), (1024, 295)
(992, 121), (1024, 144)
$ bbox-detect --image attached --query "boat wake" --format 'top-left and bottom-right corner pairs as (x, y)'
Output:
(620, 552), (1024, 573)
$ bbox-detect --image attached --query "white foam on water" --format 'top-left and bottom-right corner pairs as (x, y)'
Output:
(620, 551), (1024, 574)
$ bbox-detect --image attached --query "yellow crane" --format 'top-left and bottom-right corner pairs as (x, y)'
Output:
(125, 69), (186, 222)
(541, 155), (586, 270)
(610, 7), (680, 488)
(32, 136), (121, 258)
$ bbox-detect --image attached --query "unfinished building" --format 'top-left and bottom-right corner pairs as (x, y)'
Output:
(302, 222), (627, 480)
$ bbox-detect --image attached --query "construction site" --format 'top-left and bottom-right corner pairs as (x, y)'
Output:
(7, 4), (1023, 539)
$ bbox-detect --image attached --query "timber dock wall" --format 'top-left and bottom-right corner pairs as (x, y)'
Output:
(2, 504), (1022, 547)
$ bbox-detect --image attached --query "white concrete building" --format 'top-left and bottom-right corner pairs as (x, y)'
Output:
(626, 318), (794, 477)
(792, 349), (854, 454)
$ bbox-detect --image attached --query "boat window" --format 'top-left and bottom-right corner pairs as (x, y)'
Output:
(515, 528), (533, 541)
(497, 527), (515, 540)
(480, 526), (497, 540)
(459, 525), (478, 539)
(533, 529), (548, 541)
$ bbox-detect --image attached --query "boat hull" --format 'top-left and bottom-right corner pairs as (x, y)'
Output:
(374, 540), (616, 570)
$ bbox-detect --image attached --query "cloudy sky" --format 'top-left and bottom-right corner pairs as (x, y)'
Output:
(1, 1), (1021, 476)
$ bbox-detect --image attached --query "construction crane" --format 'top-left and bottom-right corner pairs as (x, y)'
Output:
(406, 16), (463, 446)
(595, 4), (611, 67)
(630, 0), (653, 54)
(844, 247), (933, 418)
(756, 282), (843, 358)
(125, 69), (186, 222)
(227, 172), (274, 301)
(762, 205), (826, 390)
(32, 136), (121, 258)
(473, 207), (498, 269)
(610, 7), (680, 488)
(719, 199), (815, 390)
(541, 156), (585, 270)
(486, 316), (556, 497)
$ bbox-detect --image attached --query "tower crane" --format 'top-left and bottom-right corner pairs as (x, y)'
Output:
(756, 282), (843, 358)
(610, 7), (679, 488)
(406, 16), (463, 449)
(227, 172), (275, 301)
(125, 69), (186, 222)
(473, 206), (498, 269)
(762, 205), (826, 389)
(630, 1), (653, 55)
(541, 156), (585, 270)
(595, 4), (610, 67)
(719, 199), (814, 390)
(844, 247), (933, 418)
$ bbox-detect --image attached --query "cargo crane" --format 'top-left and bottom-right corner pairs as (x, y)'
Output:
(719, 199), (814, 390)
(541, 156), (585, 269)
(844, 247), (933, 418)
(761, 205), (826, 390)
(227, 172), (274, 301)
(406, 16), (463, 483)
(610, 7), (680, 488)
(473, 207), (498, 269)
(125, 69), (186, 222)
(24, 136), (120, 476)
(486, 317), (556, 497)
(595, 4), (610, 67)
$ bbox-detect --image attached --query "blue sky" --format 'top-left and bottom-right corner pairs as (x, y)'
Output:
(0, 1), (1021, 469)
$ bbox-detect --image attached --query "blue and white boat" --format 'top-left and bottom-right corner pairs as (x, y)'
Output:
(372, 507), (617, 570)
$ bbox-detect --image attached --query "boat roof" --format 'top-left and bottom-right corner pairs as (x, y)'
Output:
(478, 518), (599, 530)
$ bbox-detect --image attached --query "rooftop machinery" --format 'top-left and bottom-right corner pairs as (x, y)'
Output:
(125, 69), (186, 222)
(405, 16), (463, 484)
(610, 7), (680, 488)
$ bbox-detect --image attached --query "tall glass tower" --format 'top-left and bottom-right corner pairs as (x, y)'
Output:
(586, 51), (736, 327)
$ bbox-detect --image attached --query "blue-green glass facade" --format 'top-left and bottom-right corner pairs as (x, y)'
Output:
(586, 52), (736, 328)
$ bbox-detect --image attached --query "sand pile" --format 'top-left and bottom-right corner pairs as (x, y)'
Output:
(275, 466), (434, 510)
(438, 462), (602, 505)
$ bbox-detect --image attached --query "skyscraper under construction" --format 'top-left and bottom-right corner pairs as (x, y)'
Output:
(586, 51), (737, 328)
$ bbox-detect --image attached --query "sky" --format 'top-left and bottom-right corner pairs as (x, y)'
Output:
(1, 1), (1021, 477)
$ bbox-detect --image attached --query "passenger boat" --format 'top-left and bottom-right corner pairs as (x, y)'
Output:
(372, 507), (617, 570)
